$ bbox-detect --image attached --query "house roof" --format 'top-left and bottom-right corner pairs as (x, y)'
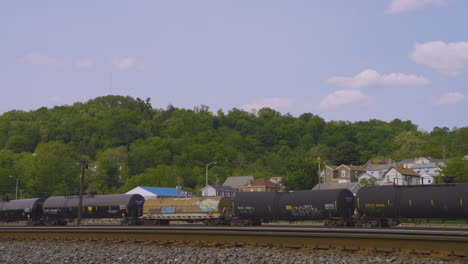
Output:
(339, 165), (366, 171)
(394, 167), (420, 177)
(139, 186), (189, 197)
(222, 176), (254, 189)
(325, 165), (338, 170)
(246, 178), (279, 187)
(420, 173), (434, 179)
(423, 157), (446, 163)
(410, 163), (442, 169)
(399, 158), (415, 164)
(366, 164), (393, 171)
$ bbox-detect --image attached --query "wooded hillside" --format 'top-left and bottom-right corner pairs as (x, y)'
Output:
(0, 95), (466, 197)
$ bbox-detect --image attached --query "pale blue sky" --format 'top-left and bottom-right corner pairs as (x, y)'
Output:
(1, 0), (467, 130)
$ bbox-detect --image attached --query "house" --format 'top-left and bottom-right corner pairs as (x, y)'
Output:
(312, 182), (362, 196)
(363, 159), (394, 167)
(222, 176), (254, 191)
(357, 173), (378, 185)
(398, 158), (416, 169)
(269, 177), (284, 191)
(201, 185), (237, 197)
(125, 186), (191, 200)
(334, 165), (366, 183)
(410, 162), (444, 177)
(420, 173), (435, 185)
(241, 178), (281, 192)
(382, 167), (421, 185)
(321, 165), (338, 183)
(398, 157), (446, 169)
(364, 164), (393, 185)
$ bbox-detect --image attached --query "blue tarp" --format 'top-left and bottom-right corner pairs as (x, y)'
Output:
(139, 186), (193, 197)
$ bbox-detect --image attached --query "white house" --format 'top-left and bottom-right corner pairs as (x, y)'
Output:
(365, 164), (392, 185)
(201, 185), (237, 197)
(420, 173), (435, 185)
(383, 167), (421, 185)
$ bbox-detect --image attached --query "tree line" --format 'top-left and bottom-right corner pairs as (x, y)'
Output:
(0, 95), (466, 198)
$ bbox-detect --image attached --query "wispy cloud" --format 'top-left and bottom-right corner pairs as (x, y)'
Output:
(243, 97), (294, 111)
(18, 53), (58, 65)
(430, 92), (465, 105)
(386, 0), (447, 14)
(75, 58), (94, 69)
(112, 56), (145, 71)
(318, 90), (375, 110)
(328, 69), (429, 89)
(410, 41), (468, 76)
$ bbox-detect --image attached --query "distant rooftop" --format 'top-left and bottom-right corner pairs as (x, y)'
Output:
(222, 176), (254, 189)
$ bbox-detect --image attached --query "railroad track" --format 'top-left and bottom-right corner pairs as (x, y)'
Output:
(0, 226), (467, 258)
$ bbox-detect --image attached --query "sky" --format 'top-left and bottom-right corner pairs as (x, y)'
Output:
(0, 0), (467, 131)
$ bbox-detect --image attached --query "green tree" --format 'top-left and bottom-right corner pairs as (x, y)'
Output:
(92, 146), (129, 192)
(438, 157), (468, 182)
(332, 141), (360, 165)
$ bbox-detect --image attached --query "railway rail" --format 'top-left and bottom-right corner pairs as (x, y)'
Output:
(0, 226), (467, 259)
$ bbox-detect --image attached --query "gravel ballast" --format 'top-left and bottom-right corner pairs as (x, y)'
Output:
(0, 240), (464, 264)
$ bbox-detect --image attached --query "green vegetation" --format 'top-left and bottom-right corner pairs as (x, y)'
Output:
(0, 95), (467, 198)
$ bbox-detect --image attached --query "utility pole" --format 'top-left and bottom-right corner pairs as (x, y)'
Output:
(317, 157), (321, 189)
(8, 176), (18, 200)
(77, 160), (88, 226)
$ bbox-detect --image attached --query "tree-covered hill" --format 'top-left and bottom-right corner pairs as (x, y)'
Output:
(0, 95), (466, 197)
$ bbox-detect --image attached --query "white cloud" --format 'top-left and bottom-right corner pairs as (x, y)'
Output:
(431, 92), (465, 105)
(112, 56), (145, 71)
(48, 96), (63, 103)
(386, 0), (446, 14)
(243, 97), (294, 111)
(75, 58), (94, 69)
(18, 53), (58, 65)
(410, 41), (468, 76)
(328, 69), (429, 89)
(318, 90), (375, 110)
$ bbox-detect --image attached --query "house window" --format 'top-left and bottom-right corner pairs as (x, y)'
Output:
(341, 171), (346, 178)
(428, 180), (431, 183)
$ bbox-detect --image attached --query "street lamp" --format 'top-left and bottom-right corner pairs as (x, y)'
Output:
(205, 162), (217, 186)
(9, 175), (19, 200)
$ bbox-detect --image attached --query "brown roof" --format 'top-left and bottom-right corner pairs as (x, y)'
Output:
(395, 167), (420, 176)
(341, 165), (366, 171)
(247, 178), (279, 187)
(326, 165), (338, 170)
(345, 165), (366, 171)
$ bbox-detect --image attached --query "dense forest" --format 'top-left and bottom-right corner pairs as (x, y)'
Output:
(0, 95), (467, 198)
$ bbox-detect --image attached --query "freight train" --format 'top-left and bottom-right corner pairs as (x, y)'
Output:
(1, 183), (467, 227)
